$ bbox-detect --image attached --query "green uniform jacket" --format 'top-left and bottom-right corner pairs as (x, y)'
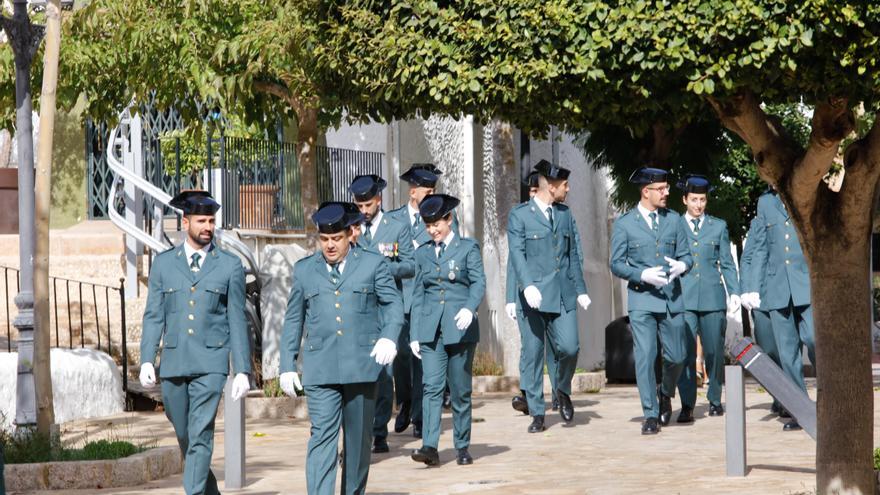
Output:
(507, 199), (588, 314)
(610, 208), (693, 313)
(748, 190), (811, 310)
(141, 244), (252, 378)
(679, 215), (740, 312)
(280, 248), (404, 385)
(411, 236), (486, 345)
(358, 211), (416, 291)
(739, 216), (764, 294)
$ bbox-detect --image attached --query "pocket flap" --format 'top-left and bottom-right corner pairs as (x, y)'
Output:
(306, 336), (323, 351)
(526, 230), (548, 240)
(358, 332), (380, 346)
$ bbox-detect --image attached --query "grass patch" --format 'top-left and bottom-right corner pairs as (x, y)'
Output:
(472, 351), (503, 376)
(873, 447), (880, 471)
(262, 378), (286, 398)
(1, 430), (148, 464)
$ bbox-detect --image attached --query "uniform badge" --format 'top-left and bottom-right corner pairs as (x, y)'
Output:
(448, 260), (456, 281)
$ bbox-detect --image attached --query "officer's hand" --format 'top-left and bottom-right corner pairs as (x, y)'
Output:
(640, 266), (669, 288)
(741, 292), (761, 310)
(504, 303), (517, 321)
(727, 294), (742, 317)
(370, 338), (398, 366)
(280, 372), (302, 397)
(410, 341), (422, 360)
(139, 362), (156, 388)
(454, 309), (474, 330)
(230, 373), (251, 401)
(523, 285), (542, 309)
(664, 256), (688, 281)
(577, 294), (592, 311)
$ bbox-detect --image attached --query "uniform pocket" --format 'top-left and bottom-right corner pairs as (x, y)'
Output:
(305, 336), (323, 351)
(358, 332), (380, 347)
(162, 329), (178, 349)
(525, 230), (548, 257)
(204, 285), (227, 313)
(354, 286), (375, 313)
(204, 330), (229, 348)
(163, 288), (178, 314)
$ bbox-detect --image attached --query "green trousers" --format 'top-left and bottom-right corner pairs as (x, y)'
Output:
(517, 306), (579, 416)
(420, 339), (476, 450)
(769, 301), (815, 393)
(677, 310), (727, 408)
(374, 317), (423, 439)
(161, 373), (226, 495)
(305, 382), (377, 495)
(752, 308), (782, 409)
(629, 310), (686, 418)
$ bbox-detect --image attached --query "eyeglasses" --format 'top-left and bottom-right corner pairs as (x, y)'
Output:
(645, 185), (670, 193)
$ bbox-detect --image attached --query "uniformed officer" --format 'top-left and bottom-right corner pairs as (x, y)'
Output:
(609, 168), (693, 434)
(739, 215), (784, 416)
(673, 175), (741, 422)
(349, 174), (416, 454)
(386, 164), (448, 437)
(409, 194), (486, 466)
(279, 202), (403, 494)
(507, 159), (591, 433)
(507, 171), (560, 414)
(139, 190), (251, 495)
(740, 187), (814, 431)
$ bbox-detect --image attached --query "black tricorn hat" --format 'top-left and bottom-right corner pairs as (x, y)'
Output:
(349, 174), (387, 202)
(169, 190), (220, 215)
(523, 170), (540, 188)
(313, 202), (360, 234)
(418, 194), (460, 224)
(400, 168), (439, 188)
(409, 162), (443, 175)
(534, 159), (571, 180)
(677, 174), (715, 194)
(628, 167), (669, 185)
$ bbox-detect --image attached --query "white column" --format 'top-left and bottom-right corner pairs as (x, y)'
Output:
(123, 113), (143, 300)
(459, 116), (477, 238)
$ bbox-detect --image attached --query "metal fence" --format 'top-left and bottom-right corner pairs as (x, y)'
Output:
(0, 267), (129, 391)
(316, 145), (385, 203)
(215, 137), (305, 231)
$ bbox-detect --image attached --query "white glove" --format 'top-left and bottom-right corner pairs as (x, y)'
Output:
(741, 292), (761, 310)
(280, 371), (303, 397)
(505, 303), (517, 321)
(230, 373), (250, 401)
(523, 285), (542, 309)
(454, 308), (474, 330)
(139, 362), (156, 387)
(727, 295), (742, 316)
(410, 341), (422, 360)
(370, 337), (398, 366)
(640, 266), (669, 288)
(664, 256), (688, 281)
(577, 294), (591, 311)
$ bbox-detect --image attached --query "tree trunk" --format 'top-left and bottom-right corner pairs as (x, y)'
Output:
(296, 106), (319, 238)
(33, 0), (62, 436)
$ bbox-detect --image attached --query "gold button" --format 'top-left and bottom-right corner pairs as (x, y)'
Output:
(785, 221), (790, 226)
(335, 303), (340, 308)
(555, 257), (560, 261)
(696, 273), (700, 277)
(437, 278), (442, 282)
(533, 235), (538, 239)
(693, 241), (698, 246)
(187, 328), (194, 335)
(188, 314), (194, 320)
(337, 330), (343, 335)
(440, 301), (445, 304)
(335, 290), (340, 296)
(656, 253), (660, 257)
(336, 316), (342, 322)
(785, 260), (791, 265)
(191, 287), (196, 292)
(189, 300), (195, 307)
(694, 253), (699, 257)
(785, 246), (790, 252)
(440, 289), (445, 293)
(785, 234), (790, 240)
(436, 267), (440, 271)
(695, 263), (699, 267)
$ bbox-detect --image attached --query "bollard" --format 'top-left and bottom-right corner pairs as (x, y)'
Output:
(224, 375), (245, 489)
(725, 365), (747, 476)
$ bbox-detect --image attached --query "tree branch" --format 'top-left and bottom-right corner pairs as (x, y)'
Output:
(791, 98), (854, 197)
(253, 80), (292, 103)
(707, 91), (799, 187)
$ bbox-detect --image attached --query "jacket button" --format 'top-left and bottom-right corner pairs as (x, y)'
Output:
(335, 290), (340, 296)
(191, 287), (196, 292)
(694, 253), (699, 257)
(785, 221), (790, 226)
(695, 273), (700, 277)
(533, 235), (538, 239)
(785, 234), (790, 240)
(440, 300), (445, 304)
(785, 246), (790, 252)
(785, 260), (791, 265)
(336, 316), (342, 322)
(188, 314), (194, 320)
(335, 303), (340, 308)
(337, 330), (343, 335)
(189, 300), (195, 307)
(693, 241), (698, 246)
(436, 267), (440, 271)
(187, 328), (194, 335)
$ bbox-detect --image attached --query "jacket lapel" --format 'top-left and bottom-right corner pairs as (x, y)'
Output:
(337, 247), (361, 286)
(774, 194), (789, 219)
(193, 247), (220, 284)
(632, 209), (654, 236)
(528, 198), (552, 230)
(173, 245), (195, 282)
(438, 236), (461, 265)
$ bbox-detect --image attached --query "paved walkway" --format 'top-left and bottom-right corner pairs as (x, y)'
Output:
(26, 381), (848, 495)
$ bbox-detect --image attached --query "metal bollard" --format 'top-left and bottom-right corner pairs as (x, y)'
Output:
(725, 365), (746, 476)
(224, 375), (246, 489)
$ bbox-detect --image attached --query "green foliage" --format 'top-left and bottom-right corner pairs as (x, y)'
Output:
(873, 447), (880, 470)
(262, 377), (285, 398)
(472, 351), (503, 376)
(0, 428), (147, 464)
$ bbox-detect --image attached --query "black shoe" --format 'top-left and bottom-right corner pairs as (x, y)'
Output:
(456, 448), (473, 465)
(551, 392), (559, 411)
(412, 422), (422, 439)
(676, 406), (694, 423)
(394, 401), (412, 433)
(411, 446), (440, 466)
(708, 403), (724, 417)
(528, 415), (545, 433)
(779, 407), (792, 419)
(641, 417), (660, 435)
(783, 420), (802, 431)
(372, 437), (390, 454)
(511, 392), (529, 415)
(442, 390), (452, 410)
(658, 390), (672, 427)
(556, 390), (574, 423)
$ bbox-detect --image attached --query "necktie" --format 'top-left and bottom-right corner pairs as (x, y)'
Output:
(364, 222), (372, 243)
(546, 207), (554, 229)
(437, 241), (446, 258)
(190, 252), (201, 271)
(413, 213), (420, 227)
(330, 263), (341, 283)
(691, 218), (700, 234)
(649, 212), (658, 232)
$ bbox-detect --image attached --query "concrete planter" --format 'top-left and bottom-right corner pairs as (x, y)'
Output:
(238, 373), (606, 420)
(4, 445), (181, 492)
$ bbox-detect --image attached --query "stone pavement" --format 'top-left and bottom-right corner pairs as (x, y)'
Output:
(21, 381), (853, 495)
